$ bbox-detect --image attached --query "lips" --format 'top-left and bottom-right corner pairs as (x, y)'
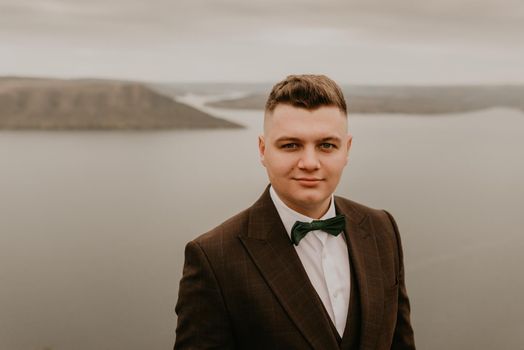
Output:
(293, 177), (324, 187)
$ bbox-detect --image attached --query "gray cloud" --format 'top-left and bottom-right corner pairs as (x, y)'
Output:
(2, 0), (522, 38)
(0, 0), (522, 82)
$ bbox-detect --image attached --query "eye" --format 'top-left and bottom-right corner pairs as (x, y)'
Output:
(319, 143), (337, 150)
(280, 143), (299, 149)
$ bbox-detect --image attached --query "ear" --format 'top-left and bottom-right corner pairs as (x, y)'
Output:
(345, 134), (353, 165)
(346, 134), (353, 151)
(258, 135), (266, 166)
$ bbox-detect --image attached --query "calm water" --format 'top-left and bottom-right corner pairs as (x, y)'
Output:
(1, 98), (523, 350)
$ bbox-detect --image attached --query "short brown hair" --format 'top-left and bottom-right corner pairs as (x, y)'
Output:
(265, 74), (347, 115)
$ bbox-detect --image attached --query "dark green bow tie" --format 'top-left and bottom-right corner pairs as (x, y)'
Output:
(291, 214), (346, 245)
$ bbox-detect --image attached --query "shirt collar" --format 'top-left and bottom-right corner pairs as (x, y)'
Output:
(269, 185), (336, 241)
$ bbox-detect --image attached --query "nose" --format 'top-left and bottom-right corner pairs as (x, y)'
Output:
(297, 147), (320, 170)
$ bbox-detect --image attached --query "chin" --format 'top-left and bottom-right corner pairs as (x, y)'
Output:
(294, 192), (328, 207)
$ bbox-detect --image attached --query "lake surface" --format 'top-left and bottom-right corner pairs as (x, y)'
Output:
(1, 97), (523, 349)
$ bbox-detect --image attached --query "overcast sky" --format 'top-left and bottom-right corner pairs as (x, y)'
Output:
(1, 0), (523, 84)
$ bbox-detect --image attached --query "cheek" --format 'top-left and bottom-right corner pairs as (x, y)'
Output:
(265, 153), (296, 175)
(324, 155), (348, 175)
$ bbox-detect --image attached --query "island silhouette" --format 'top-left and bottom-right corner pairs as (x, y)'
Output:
(0, 77), (241, 130)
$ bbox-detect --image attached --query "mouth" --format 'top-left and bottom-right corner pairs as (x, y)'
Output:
(293, 177), (324, 187)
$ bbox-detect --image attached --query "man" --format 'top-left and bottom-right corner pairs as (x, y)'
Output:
(174, 75), (415, 349)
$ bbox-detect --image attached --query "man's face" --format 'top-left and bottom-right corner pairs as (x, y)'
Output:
(259, 104), (352, 219)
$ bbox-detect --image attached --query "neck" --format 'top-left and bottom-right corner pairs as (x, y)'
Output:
(277, 193), (332, 219)
(294, 202), (330, 219)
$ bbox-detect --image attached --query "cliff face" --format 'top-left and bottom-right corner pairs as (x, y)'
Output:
(0, 77), (242, 129)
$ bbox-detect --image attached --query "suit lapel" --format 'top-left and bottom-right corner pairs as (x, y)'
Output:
(335, 197), (384, 350)
(239, 188), (339, 350)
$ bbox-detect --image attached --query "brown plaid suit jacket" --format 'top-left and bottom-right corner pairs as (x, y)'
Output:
(174, 187), (415, 349)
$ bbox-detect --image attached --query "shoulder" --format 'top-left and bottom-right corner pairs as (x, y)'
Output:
(189, 186), (276, 251)
(334, 195), (393, 226)
(181, 205), (259, 283)
(189, 206), (251, 251)
(335, 195), (400, 246)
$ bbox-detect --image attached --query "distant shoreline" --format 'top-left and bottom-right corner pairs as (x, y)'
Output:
(2, 77), (522, 130)
(204, 85), (524, 115)
(0, 77), (243, 130)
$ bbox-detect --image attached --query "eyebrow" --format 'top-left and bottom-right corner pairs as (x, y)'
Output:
(274, 136), (342, 143)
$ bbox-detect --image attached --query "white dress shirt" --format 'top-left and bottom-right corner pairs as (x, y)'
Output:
(269, 186), (351, 336)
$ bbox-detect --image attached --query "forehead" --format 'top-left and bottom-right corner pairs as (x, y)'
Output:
(264, 104), (347, 138)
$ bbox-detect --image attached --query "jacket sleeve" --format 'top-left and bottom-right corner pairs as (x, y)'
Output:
(384, 211), (416, 350)
(174, 240), (235, 349)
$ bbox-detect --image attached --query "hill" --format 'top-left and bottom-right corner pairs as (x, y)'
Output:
(205, 85), (524, 114)
(0, 77), (242, 129)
